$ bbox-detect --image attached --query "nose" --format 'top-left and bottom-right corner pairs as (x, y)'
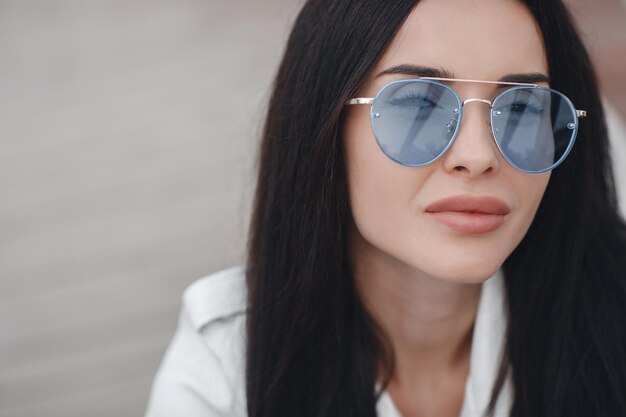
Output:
(441, 101), (502, 178)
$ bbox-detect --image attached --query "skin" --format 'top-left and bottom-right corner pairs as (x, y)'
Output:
(341, 0), (551, 416)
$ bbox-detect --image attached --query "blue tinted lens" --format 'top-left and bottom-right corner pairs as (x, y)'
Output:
(371, 80), (461, 166)
(491, 86), (578, 172)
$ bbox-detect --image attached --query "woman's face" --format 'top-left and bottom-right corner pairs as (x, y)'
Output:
(342, 0), (551, 283)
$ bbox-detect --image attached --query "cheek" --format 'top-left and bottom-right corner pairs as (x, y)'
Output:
(342, 110), (431, 232)
(510, 172), (551, 235)
(342, 110), (442, 275)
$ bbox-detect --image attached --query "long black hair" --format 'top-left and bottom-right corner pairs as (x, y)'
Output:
(244, 1), (626, 416)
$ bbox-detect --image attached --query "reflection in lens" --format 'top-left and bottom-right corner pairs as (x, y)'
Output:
(372, 80), (461, 166)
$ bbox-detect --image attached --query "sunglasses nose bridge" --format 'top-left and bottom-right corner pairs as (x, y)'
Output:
(462, 98), (493, 107)
(452, 97), (502, 160)
(459, 97), (495, 129)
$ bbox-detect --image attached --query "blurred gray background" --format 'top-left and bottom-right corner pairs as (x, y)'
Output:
(0, 1), (624, 416)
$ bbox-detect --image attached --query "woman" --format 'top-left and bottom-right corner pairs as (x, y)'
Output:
(145, 0), (626, 416)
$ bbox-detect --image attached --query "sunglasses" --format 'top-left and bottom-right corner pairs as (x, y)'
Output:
(345, 77), (587, 173)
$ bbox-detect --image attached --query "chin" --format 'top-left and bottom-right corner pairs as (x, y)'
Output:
(421, 258), (504, 284)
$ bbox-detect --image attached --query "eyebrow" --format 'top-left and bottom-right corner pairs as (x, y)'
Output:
(376, 64), (550, 86)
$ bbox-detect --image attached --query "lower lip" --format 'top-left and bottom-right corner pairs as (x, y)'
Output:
(426, 211), (507, 234)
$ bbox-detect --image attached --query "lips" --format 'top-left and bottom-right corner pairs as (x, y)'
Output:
(425, 195), (511, 234)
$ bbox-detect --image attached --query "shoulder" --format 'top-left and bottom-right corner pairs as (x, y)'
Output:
(183, 264), (247, 330)
(144, 265), (248, 417)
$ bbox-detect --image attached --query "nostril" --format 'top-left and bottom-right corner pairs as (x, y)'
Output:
(454, 164), (494, 174)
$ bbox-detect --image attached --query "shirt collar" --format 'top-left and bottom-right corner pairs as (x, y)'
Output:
(376, 268), (513, 417)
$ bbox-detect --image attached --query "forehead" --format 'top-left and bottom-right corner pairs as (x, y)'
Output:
(372, 0), (548, 82)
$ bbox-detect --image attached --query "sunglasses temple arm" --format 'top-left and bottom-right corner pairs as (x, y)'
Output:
(346, 98), (374, 105)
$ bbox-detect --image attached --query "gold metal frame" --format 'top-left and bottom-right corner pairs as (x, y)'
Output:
(346, 76), (587, 118)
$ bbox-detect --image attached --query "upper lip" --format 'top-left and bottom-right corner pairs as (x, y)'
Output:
(425, 195), (511, 215)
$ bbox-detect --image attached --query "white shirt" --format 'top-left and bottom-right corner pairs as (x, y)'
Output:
(144, 265), (514, 417)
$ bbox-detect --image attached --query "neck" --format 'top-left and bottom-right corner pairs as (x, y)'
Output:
(351, 227), (483, 386)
